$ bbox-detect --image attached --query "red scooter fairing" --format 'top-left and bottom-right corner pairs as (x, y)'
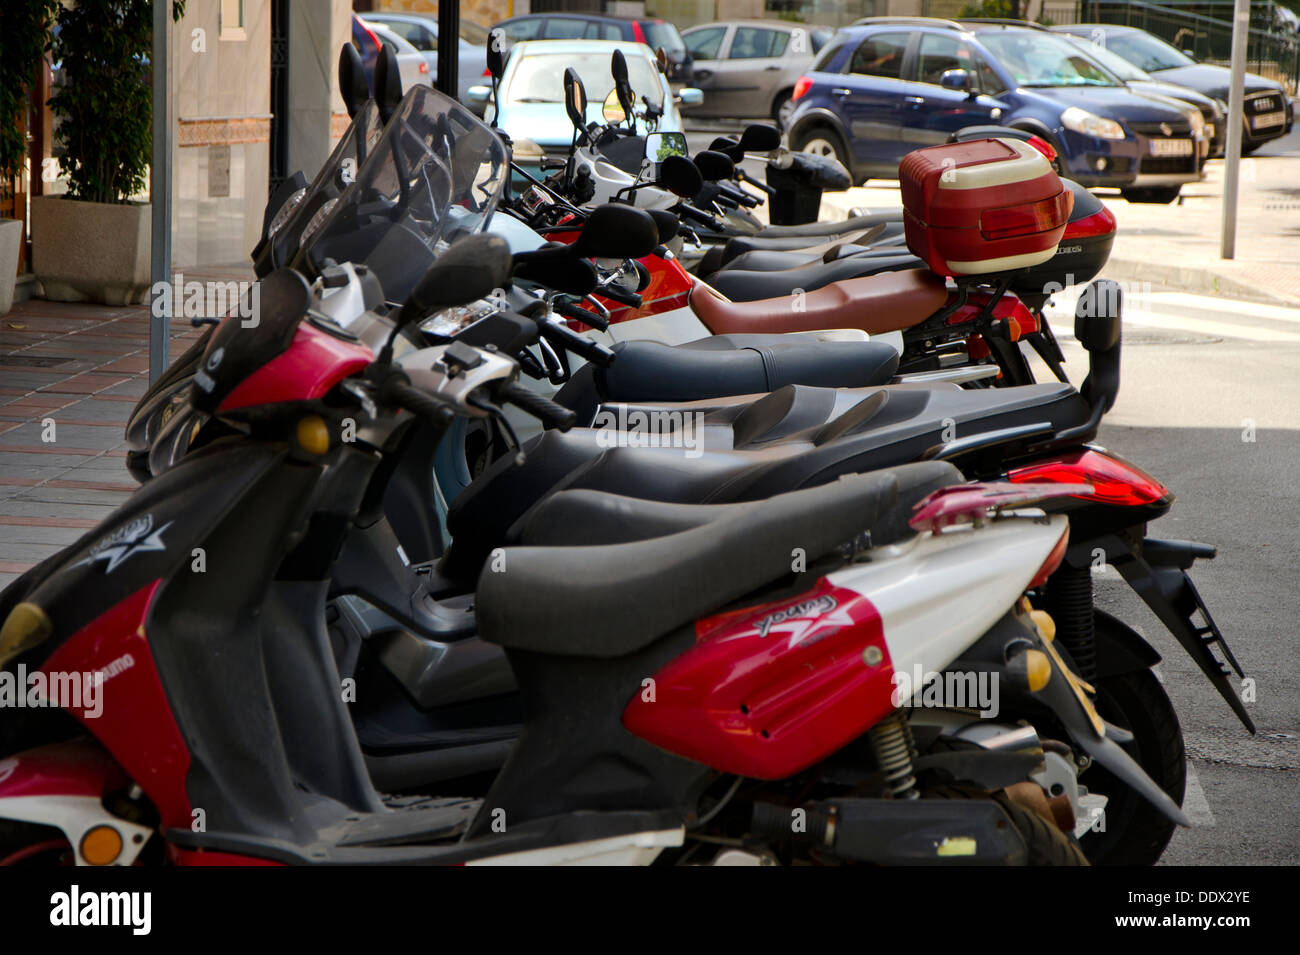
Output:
(624, 579), (890, 779)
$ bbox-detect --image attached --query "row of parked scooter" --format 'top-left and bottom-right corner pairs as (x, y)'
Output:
(0, 43), (1251, 866)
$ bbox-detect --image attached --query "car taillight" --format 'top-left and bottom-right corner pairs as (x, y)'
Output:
(633, 22), (647, 43)
(482, 67), (491, 76)
(1025, 134), (1057, 162)
(418, 62), (429, 74)
(979, 192), (1072, 240)
(1008, 449), (1170, 507)
(792, 76), (813, 101)
(1029, 525), (1070, 589)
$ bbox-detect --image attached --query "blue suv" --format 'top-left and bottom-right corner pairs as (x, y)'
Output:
(785, 19), (1204, 202)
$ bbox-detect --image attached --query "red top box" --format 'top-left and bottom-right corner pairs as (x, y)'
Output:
(900, 138), (1073, 278)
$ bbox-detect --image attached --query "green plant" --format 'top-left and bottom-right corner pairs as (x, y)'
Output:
(0, 1), (58, 184)
(48, 0), (184, 204)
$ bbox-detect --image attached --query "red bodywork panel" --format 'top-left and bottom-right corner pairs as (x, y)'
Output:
(40, 581), (194, 829)
(218, 322), (372, 412)
(624, 579), (895, 779)
(1065, 205), (1118, 240)
(0, 740), (128, 799)
(542, 228), (694, 331)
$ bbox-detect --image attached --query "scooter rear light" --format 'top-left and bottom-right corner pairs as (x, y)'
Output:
(979, 192), (1072, 240)
(792, 76), (813, 101)
(1008, 449), (1170, 507)
(1024, 134), (1057, 162)
(1029, 525), (1070, 589)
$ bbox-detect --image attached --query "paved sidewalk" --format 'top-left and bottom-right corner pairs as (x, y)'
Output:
(0, 300), (205, 589)
(820, 152), (1300, 307)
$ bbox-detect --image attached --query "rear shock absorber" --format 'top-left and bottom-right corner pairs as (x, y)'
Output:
(1044, 563), (1097, 683)
(869, 713), (919, 799)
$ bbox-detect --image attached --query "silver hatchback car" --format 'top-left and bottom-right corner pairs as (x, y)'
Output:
(681, 21), (832, 124)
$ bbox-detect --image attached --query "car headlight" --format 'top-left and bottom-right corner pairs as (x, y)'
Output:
(1060, 106), (1126, 140)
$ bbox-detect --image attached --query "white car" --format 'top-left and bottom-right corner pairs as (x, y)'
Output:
(362, 21), (432, 93)
(360, 12), (491, 106)
(468, 40), (700, 158)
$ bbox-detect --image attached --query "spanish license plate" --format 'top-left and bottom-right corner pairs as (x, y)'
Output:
(1149, 138), (1193, 157)
(1252, 110), (1285, 130)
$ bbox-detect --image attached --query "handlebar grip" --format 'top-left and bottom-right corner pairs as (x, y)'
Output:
(497, 380), (577, 432)
(718, 182), (759, 208)
(737, 169), (777, 197)
(599, 283), (643, 309)
(540, 321), (617, 368)
(555, 299), (610, 332)
(677, 202), (724, 232)
(382, 378), (455, 428)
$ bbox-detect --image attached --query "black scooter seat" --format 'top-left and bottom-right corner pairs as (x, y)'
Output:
(555, 337), (900, 424)
(476, 465), (954, 658)
(705, 252), (920, 302)
(441, 381), (1090, 580)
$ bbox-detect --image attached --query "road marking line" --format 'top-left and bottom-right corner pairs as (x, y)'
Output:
(1183, 762), (1217, 828)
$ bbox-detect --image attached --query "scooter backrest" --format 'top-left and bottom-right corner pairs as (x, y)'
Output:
(374, 43), (404, 124)
(564, 68), (589, 138)
(738, 124), (781, 153)
(339, 43), (369, 119)
(693, 150), (735, 182)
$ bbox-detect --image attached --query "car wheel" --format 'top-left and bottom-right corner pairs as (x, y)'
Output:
(772, 89), (795, 128)
(1120, 185), (1182, 204)
(792, 126), (850, 170)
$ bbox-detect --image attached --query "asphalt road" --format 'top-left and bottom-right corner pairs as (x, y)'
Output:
(685, 120), (1300, 865)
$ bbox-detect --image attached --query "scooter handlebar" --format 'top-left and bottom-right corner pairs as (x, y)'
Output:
(496, 380), (577, 431)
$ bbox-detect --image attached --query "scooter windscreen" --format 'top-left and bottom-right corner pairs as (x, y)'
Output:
(295, 85), (509, 305)
(255, 99), (383, 275)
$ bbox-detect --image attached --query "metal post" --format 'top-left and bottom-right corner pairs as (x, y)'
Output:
(437, 0), (460, 98)
(149, 1), (173, 382)
(1220, 0), (1251, 260)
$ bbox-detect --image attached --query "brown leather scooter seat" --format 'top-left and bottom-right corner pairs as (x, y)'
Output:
(689, 268), (949, 337)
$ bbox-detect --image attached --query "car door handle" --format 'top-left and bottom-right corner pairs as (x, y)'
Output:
(904, 95), (925, 105)
(764, 65), (780, 71)
(695, 69), (712, 80)
(832, 88), (851, 98)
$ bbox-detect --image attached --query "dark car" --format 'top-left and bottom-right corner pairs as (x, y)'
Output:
(785, 19), (1205, 202)
(1052, 24), (1293, 153)
(492, 13), (693, 85)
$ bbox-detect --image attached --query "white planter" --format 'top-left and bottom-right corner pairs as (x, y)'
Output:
(30, 195), (152, 305)
(0, 218), (21, 315)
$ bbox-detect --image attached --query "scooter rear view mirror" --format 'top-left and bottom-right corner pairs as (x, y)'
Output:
(486, 29), (508, 82)
(738, 124), (782, 153)
(693, 150), (735, 182)
(564, 68), (589, 140)
(657, 155), (704, 199)
(514, 253), (599, 297)
(611, 49), (636, 127)
(339, 44), (368, 119)
(645, 131), (688, 163)
(398, 234), (513, 326)
(374, 44), (404, 124)
(571, 203), (660, 260)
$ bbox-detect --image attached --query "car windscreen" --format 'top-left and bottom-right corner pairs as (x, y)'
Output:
(296, 85), (509, 305)
(1099, 31), (1196, 72)
(642, 21), (685, 55)
(505, 50), (664, 108)
(1063, 34), (1151, 81)
(978, 31), (1121, 87)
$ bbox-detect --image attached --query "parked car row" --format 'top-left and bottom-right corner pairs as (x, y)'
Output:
(349, 10), (1293, 206)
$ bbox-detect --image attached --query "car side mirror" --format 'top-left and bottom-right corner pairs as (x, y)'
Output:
(398, 234), (513, 326)
(656, 47), (669, 75)
(339, 44), (369, 119)
(564, 68), (589, 137)
(940, 69), (972, 93)
(677, 87), (704, 107)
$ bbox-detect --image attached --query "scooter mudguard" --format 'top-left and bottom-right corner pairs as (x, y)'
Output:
(950, 610), (1192, 828)
(0, 740), (155, 866)
(1113, 542), (1254, 734)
